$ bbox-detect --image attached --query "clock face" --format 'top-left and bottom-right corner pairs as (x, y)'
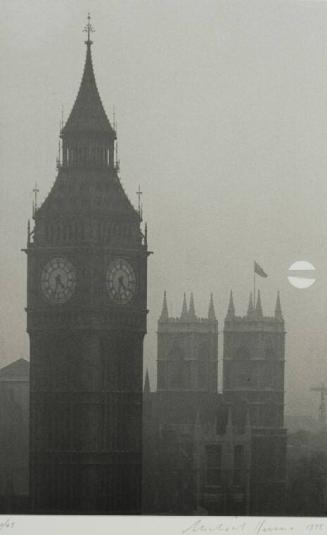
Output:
(106, 258), (137, 304)
(41, 257), (76, 304)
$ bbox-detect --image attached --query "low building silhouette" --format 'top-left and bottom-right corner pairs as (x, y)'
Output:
(0, 359), (29, 513)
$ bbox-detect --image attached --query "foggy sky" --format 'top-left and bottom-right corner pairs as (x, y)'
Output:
(1, 0), (327, 418)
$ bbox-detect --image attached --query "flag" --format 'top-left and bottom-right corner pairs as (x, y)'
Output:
(254, 261), (268, 278)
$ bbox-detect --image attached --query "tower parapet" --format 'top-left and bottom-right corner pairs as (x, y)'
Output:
(224, 291), (284, 334)
(158, 292), (218, 332)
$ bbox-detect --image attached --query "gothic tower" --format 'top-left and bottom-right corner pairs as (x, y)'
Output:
(157, 293), (218, 393)
(26, 19), (148, 513)
(223, 291), (287, 514)
(143, 293), (219, 514)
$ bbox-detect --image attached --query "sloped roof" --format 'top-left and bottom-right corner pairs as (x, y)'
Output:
(62, 43), (115, 136)
(0, 359), (29, 380)
(38, 168), (139, 220)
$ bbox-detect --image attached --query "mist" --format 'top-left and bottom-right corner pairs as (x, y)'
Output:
(1, 0), (327, 419)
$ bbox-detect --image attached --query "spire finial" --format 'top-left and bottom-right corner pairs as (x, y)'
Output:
(136, 186), (143, 221)
(144, 222), (148, 247)
(255, 290), (263, 317)
(226, 290), (235, 319)
(32, 182), (39, 218)
(247, 292), (254, 316)
(83, 12), (95, 46)
(181, 293), (188, 320)
(208, 293), (216, 320)
(160, 291), (169, 321)
(275, 291), (283, 321)
(188, 293), (196, 320)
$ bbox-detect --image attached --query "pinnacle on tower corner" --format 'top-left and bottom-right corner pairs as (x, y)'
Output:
(255, 290), (263, 317)
(247, 292), (254, 316)
(275, 291), (283, 321)
(181, 293), (188, 320)
(188, 293), (196, 320)
(208, 293), (216, 321)
(160, 291), (169, 321)
(226, 290), (235, 319)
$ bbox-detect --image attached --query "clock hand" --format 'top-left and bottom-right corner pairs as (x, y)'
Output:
(52, 274), (64, 297)
(56, 274), (64, 289)
(118, 276), (127, 291)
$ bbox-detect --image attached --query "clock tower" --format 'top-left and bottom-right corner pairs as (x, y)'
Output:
(26, 18), (148, 513)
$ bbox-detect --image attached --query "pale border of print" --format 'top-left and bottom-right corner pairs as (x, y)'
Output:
(0, 515), (326, 535)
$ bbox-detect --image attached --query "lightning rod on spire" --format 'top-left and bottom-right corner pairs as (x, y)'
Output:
(83, 12), (95, 45)
(32, 183), (39, 218)
(136, 185), (143, 221)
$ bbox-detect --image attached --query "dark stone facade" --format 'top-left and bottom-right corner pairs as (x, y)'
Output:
(143, 291), (287, 515)
(26, 36), (148, 514)
(223, 291), (287, 514)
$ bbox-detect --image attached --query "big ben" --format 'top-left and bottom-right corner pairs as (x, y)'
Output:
(26, 16), (148, 513)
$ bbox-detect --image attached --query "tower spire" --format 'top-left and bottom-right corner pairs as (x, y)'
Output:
(61, 18), (115, 138)
(226, 290), (235, 319)
(208, 293), (216, 321)
(255, 290), (263, 317)
(160, 291), (169, 321)
(181, 293), (188, 320)
(188, 293), (196, 320)
(247, 292), (254, 316)
(275, 291), (283, 321)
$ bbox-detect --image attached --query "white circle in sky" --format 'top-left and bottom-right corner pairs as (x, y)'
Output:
(288, 260), (316, 289)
